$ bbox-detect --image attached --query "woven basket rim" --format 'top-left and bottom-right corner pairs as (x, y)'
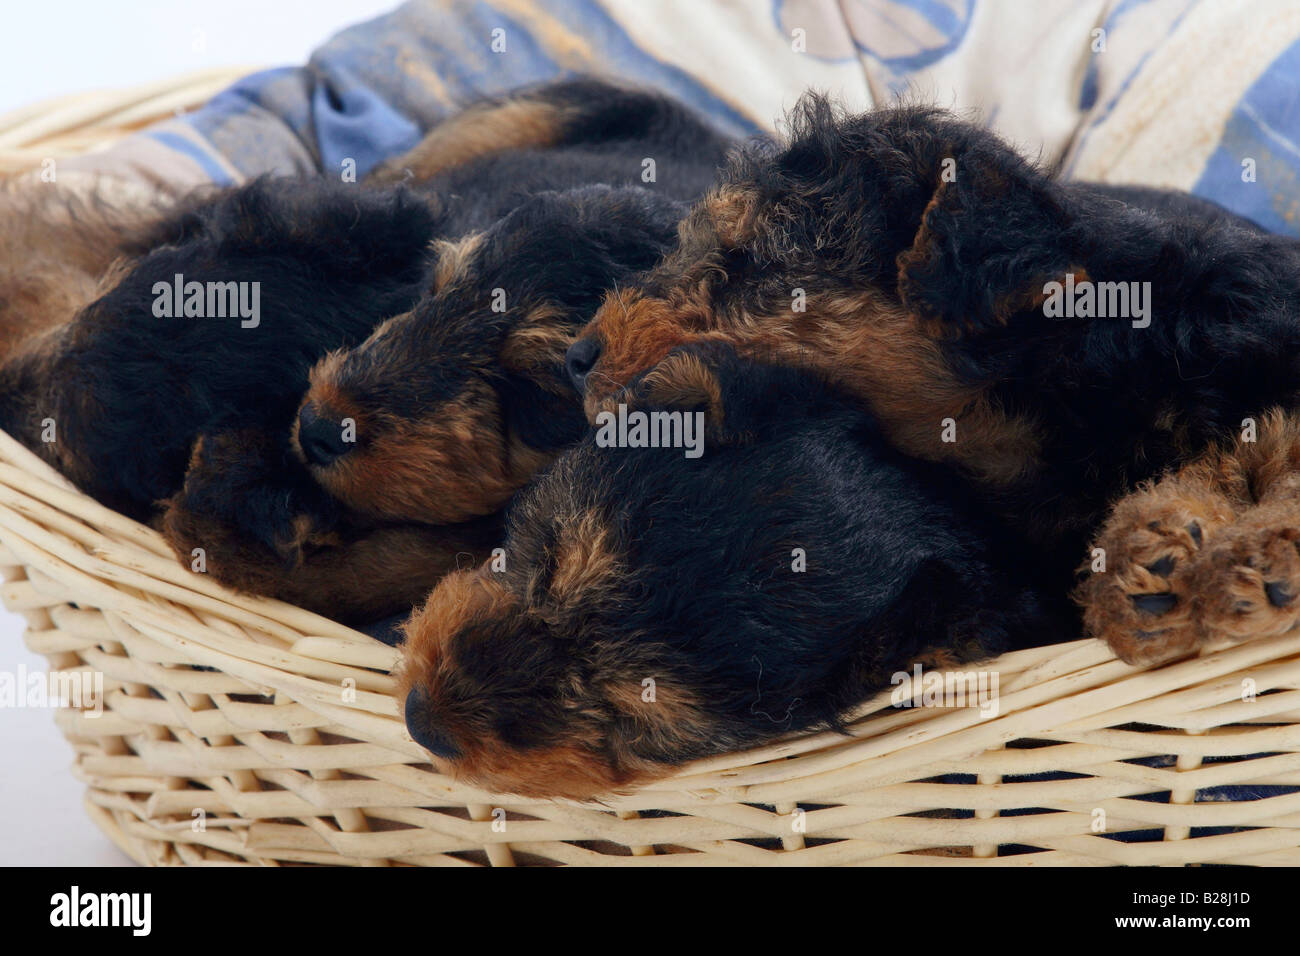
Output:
(4, 422), (1300, 805)
(0, 66), (259, 173)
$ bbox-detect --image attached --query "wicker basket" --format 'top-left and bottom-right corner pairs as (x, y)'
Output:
(5, 76), (1300, 866)
(0, 67), (253, 174)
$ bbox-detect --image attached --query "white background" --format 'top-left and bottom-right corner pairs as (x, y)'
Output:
(0, 0), (403, 866)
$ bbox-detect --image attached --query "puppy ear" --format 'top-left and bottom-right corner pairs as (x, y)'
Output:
(626, 341), (837, 447)
(781, 102), (1088, 335)
(894, 145), (1080, 335)
(209, 178), (441, 280)
(482, 185), (685, 318)
(624, 342), (733, 440)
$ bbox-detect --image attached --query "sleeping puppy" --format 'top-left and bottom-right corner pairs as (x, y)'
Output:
(0, 176), (489, 620)
(293, 185), (691, 526)
(159, 183), (694, 619)
(399, 343), (1063, 799)
(0, 179), (438, 520)
(294, 78), (733, 526)
(566, 97), (1300, 667)
(0, 78), (734, 622)
(250, 77), (732, 614)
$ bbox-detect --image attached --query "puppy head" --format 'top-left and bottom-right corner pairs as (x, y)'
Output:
(4, 178), (440, 518)
(395, 396), (724, 800)
(400, 343), (1032, 799)
(570, 98), (1043, 418)
(298, 186), (685, 525)
(295, 293), (564, 527)
(570, 183), (767, 418)
(397, 557), (688, 801)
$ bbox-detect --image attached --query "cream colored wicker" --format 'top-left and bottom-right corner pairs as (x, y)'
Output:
(3, 75), (1300, 866)
(0, 68), (255, 174)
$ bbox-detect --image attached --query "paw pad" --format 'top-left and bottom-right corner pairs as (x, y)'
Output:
(1132, 592), (1178, 616)
(1145, 555), (1177, 576)
(1265, 581), (1295, 608)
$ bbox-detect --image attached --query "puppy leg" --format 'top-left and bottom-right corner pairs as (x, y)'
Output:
(367, 90), (565, 184)
(368, 77), (728, 185)
(1185, 412), (1300, 645)
(245, 522), (503, 624)
(1081, 410), (1300, 664)
(1079, 471), (1240, 665)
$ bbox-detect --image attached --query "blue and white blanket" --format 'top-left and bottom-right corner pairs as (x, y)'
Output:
(60, 0), (1300, 236)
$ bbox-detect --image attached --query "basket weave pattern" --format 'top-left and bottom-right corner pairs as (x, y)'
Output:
(0, 68), (253, 174)
(4, 76), (1300, 865)
(3, 423), (1300, 865)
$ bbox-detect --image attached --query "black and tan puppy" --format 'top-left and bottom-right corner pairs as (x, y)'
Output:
(295, 79), (733, 526)
(295, 185), (691, 526)
(0, 78), (734, 622)
(0, 176), (492, 620)
(0, 179), (439, 519)
(568, 97), (1300, 667)
(154, 180), (698, 620)
(400, 343), (1062, 798)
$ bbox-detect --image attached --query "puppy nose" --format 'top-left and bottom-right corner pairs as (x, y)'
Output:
(564, 337), (602, 393)
(404, 687), (461, 759)
(297, 404), (351, 466)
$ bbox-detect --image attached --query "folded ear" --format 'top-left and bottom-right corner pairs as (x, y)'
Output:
(625, 341), (845, 446)
(625, 343), (733, 440)
(200, 177), (442, 280)
(480, 185), (686, 317)
(894, 144), (1081, 335)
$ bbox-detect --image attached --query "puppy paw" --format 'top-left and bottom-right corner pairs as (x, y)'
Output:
(1079, 488), (1235, 666)
(1190, 503), (1300, 644)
